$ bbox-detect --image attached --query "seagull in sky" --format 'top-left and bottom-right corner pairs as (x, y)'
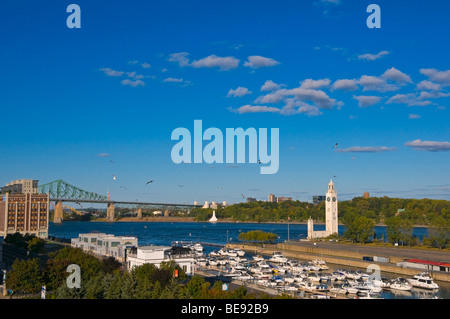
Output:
(332, 143), (338, 149)
(146, 180), (153, 184)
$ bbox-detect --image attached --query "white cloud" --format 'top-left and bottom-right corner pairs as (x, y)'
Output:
(353, 95), (382, 108)
(335, 146), (396, 153)
(255, 85), (340, 110)
(405, 139), (450, 152)
(163, 77), (184, 83)
(99, 68), (124, 77)
(419, 68), (450, 86)
(386, 93), (432, 107)
(416, 80), (441, 91)
(382, 67), (412, 84)
(230, 104), (280, 114)
(168, 52), (191, 67)
(408, 114), (421, 119)
(280, 99), (322, 116)
(227, 87), (252, 97)
(358, 50), (390, 61)
(299, 78), (331, 89)
(260, 80), (283, 92)
(191, 55), (240, 70)
(141, 62), (151, 68)
(244, 56), (280, 69)
(121, 79), (145, 87)
(359, 75), (399, 92)
(333, 79), (359, 91)
(286, 88), (338, 109)
(386, 90), (449, 107)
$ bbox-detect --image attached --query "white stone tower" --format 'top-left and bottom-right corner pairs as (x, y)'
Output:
(307, 179), (339, 239)
(325, 179), (338, 236)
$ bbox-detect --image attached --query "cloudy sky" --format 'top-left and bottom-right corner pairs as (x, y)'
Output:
(0, 0), (449, 204)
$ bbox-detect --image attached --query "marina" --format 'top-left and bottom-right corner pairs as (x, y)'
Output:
(49, 221), (450, 299)
(194, 247), (443, 299)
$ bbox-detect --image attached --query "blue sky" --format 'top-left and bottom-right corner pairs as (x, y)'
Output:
(0, 0), (449, 204)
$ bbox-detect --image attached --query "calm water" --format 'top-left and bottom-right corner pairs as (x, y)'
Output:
(49, 221), (448, 299)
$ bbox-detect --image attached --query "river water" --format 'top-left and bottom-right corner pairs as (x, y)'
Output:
(48, 221), (449, 299)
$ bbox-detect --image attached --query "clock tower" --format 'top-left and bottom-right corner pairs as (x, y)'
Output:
(325, 179), (338, 236)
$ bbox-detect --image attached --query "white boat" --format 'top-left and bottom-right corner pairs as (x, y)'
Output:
(345, 270), (362, 280)
(250, 261), (273, 279)
(252, 255), (265, 262)
(372, 277), (391, 289)
(312, 259), (329, 270)
(319, 272), (333, 282)
(331, 271), (347, 281)
(342, 281), (359, 294)
(307, 272), (321, 282)
(330, 284), (348, 295)
(357, 291), (383, 299)
(408, 273), (439, 290)
(209, 250), (221, 257)
(390, 278), (412, 291)
(234, 248), (246, 257)
(352, 280), (383, 293)
(303, 262), (320, 272)
(269, 252), (288, 263)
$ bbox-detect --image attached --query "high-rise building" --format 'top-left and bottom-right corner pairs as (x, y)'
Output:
(364, 192), (370, 199)
(276, 196), (292, 203)
(268, 194), (276, 202)
(0, 193), (49, 239)
(247, 197), (257, 203)
(1, 179), (39, 195)
(312, 195), (326, 205)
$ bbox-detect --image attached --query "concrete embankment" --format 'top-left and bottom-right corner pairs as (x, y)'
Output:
(227, 242), (450, 283)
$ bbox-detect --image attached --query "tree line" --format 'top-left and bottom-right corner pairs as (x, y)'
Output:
(4, 245), (288, 299)
(191, 196), (450, 248)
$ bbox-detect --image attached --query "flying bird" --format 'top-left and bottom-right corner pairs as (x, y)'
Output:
(332, 143), (338, 149)
(112, 175), (117, 180)
(178, 185), (184, 188)
(146, 180), (153, 184)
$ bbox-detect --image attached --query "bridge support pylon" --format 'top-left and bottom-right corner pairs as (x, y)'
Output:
(54, 201), (64, 224)
(137, 208), (142, 219)
(107, 203), (115, 221)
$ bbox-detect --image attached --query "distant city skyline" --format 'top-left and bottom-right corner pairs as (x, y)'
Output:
(0, 0), (449, 204)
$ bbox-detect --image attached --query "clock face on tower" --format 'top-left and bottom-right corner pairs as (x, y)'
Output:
(332, 197), (336, 202)
(327, 197), (330, 202)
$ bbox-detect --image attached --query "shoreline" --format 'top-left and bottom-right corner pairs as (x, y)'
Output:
(87, 216), (430, 228)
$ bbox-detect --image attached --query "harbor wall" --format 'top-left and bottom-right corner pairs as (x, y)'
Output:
(227, 243), (450, 283)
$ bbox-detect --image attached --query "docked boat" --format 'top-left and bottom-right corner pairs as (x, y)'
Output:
(372, 277), (391, 289)
(352, 280), (383, 293)
(345, 270), (362, 280)
(407, 273), (439, 290)
(252, 255), (265, 262)
(269, 252), (288, 263)
(390, 277), (412, 291)
(331, 271), (347, 281)
(306, 272), (321, 282)
(312, 259), (329, 270)
(357, 291), (384, 299)
(319, 272), (333, 282)
(234, 248), (246, 257)
(330, 283), (349, 295)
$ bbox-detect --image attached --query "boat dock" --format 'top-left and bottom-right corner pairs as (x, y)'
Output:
(226, 242), (450, 283)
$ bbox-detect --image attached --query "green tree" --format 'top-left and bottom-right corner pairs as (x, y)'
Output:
(5, 258), (43, 295)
